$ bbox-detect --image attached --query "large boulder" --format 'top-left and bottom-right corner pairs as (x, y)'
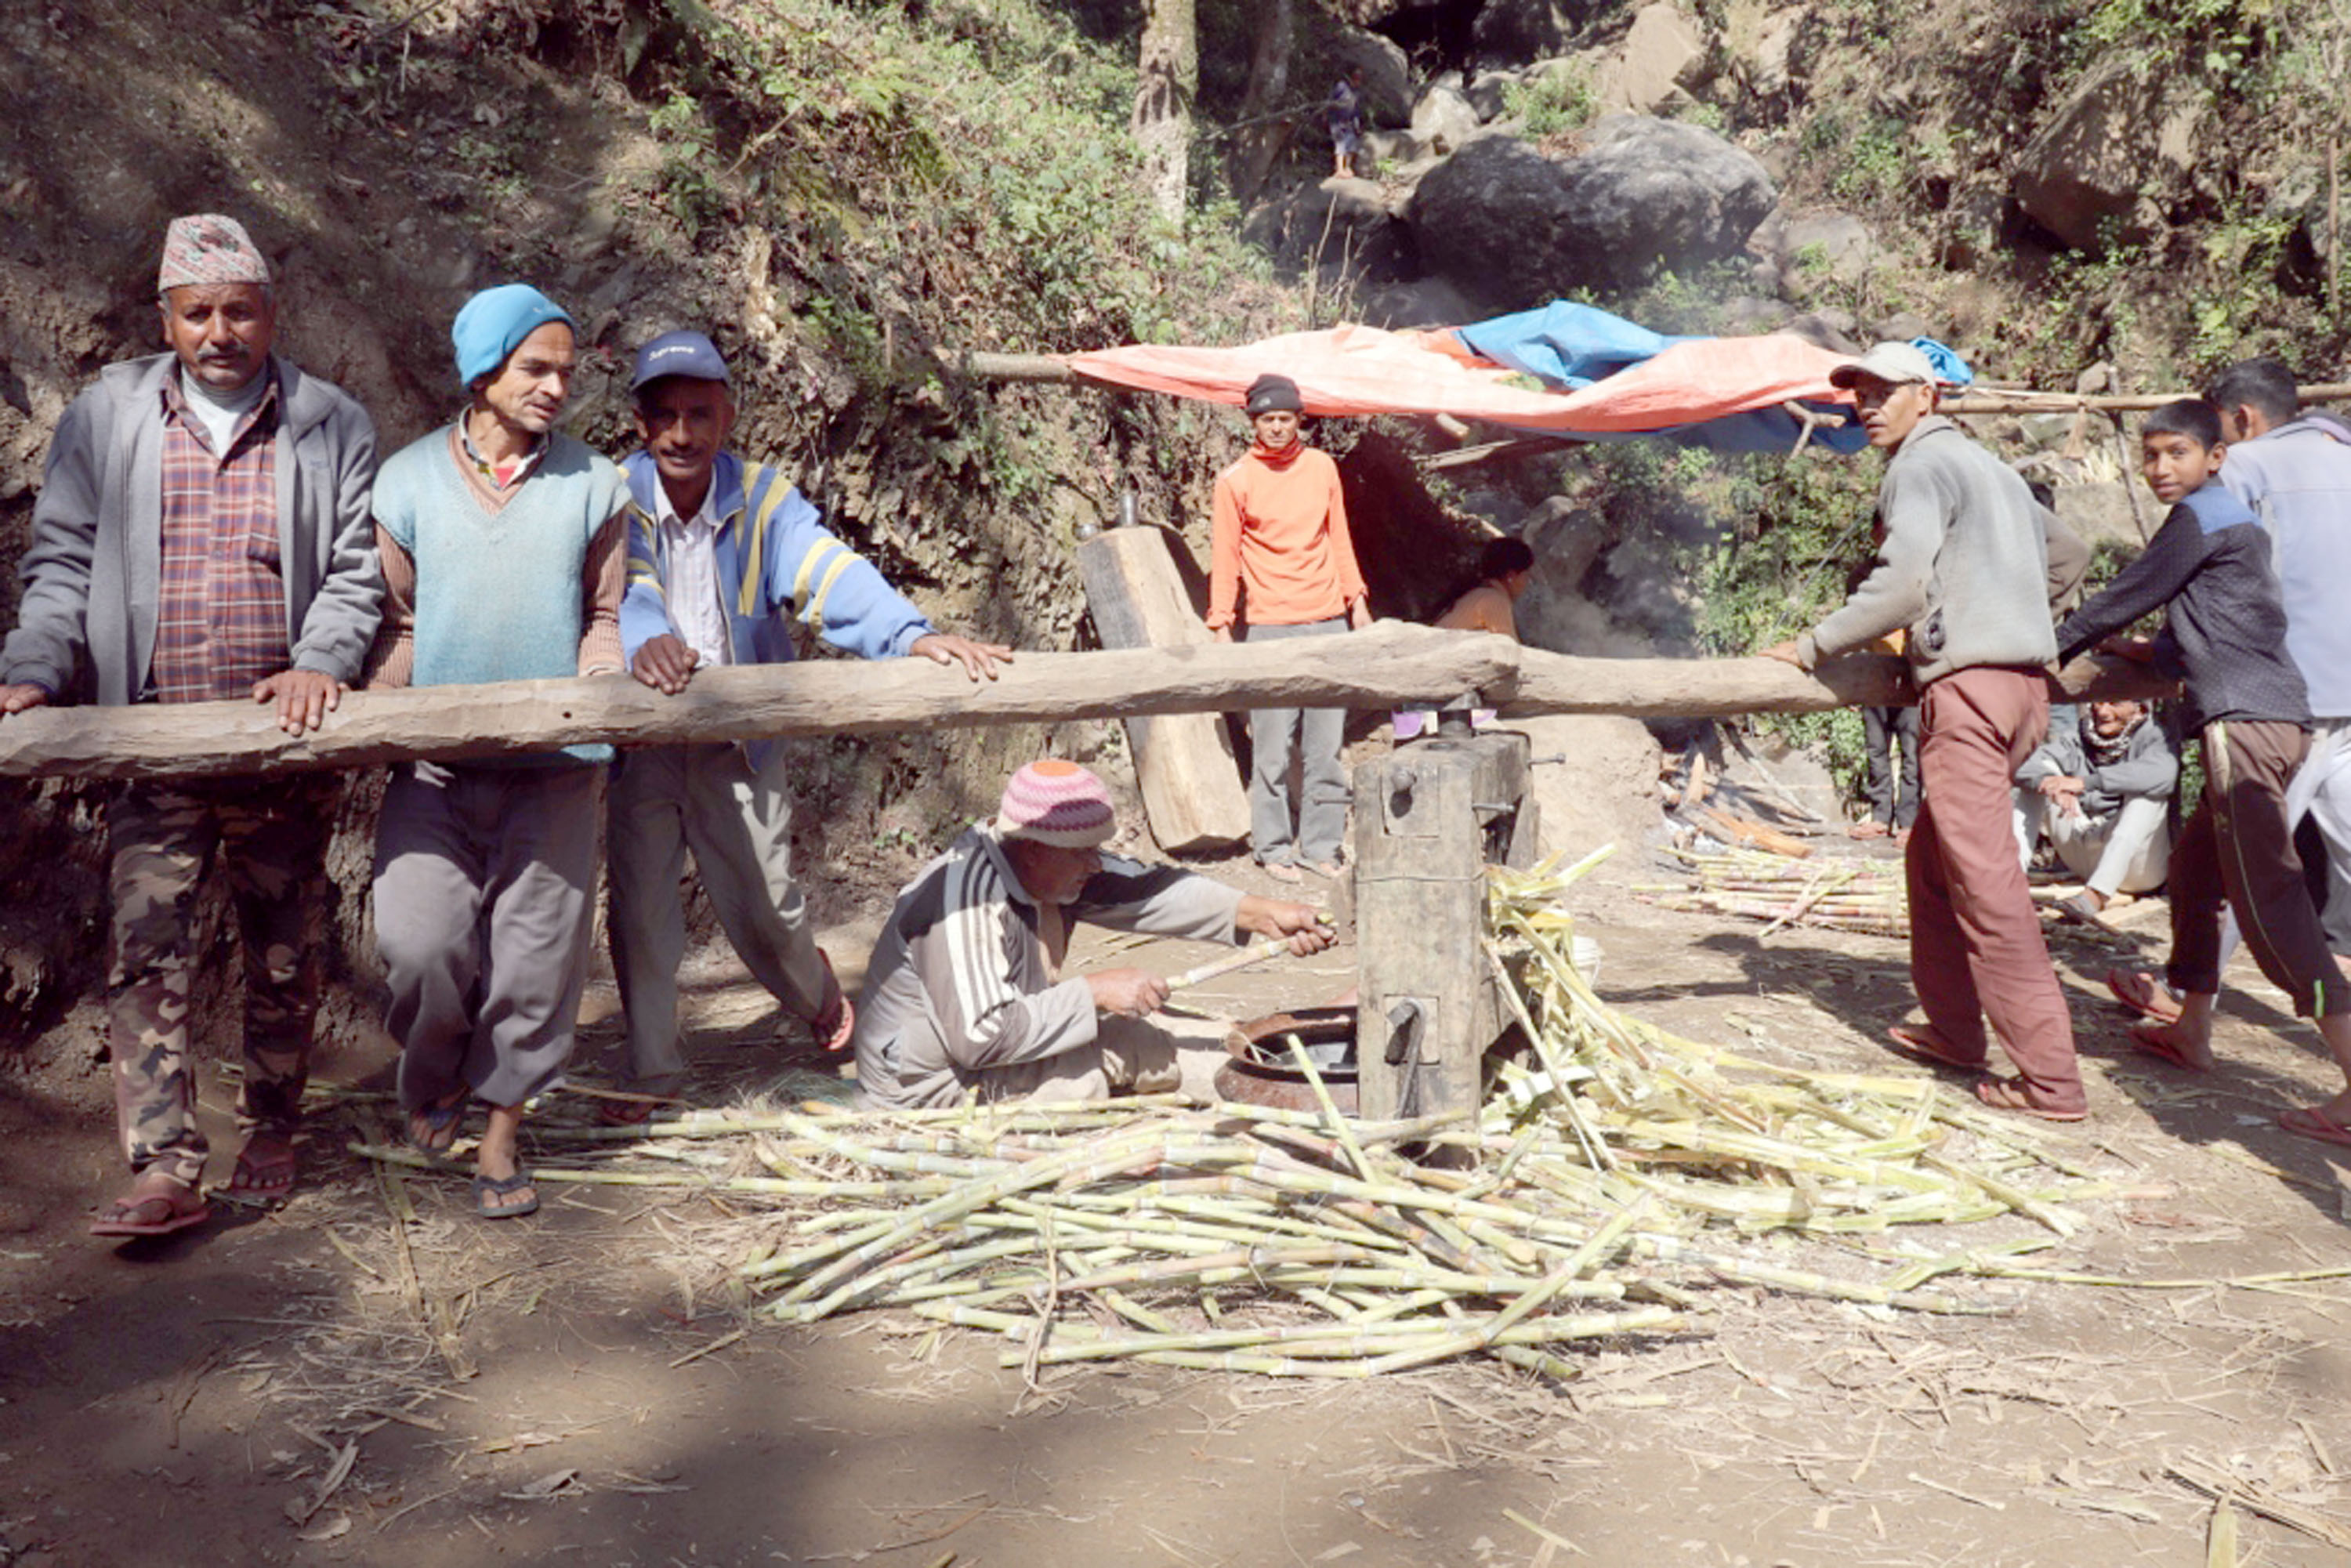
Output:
(1357, 274), (1480, 328)
(1719, 0), (1808, 101)
(1411, 120), (1776, 304)
(1241, 179), (1415, 281)
(1410, 82), (1485, 155)
(1409, 137), (1581, 307)
(1558, 118), (1776, 286)
(1330, 29), (1415, 128)
(1473, 0), (1592, 64)
(1603, 3), (1708, 114)
(2013, 56), (2201, 252)
(1751, 208), (1878, 296)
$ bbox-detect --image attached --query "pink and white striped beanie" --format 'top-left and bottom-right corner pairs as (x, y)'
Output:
(996, 759), (1116, 849)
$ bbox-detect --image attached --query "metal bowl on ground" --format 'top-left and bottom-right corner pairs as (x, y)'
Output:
(1214, 1005), (1358, 1115)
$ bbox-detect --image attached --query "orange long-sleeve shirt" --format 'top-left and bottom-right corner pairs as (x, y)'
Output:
(1206, 441), (1367, 631)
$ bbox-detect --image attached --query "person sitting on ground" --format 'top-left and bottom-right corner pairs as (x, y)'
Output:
(1208, 374), (1373, 884)
(2046, 398), (2351, 1149)
(1328, 67), (1367, 181)
(2, 215), (383, 1237)
(367, 283), (628, 1221)
(2012, 697), (2176, 920)
(1436, 534), (1534, 637)
(608, 331), (1012, 1123)
(851, 760), (1335, 1110)
(1394, 534), (1533, 740)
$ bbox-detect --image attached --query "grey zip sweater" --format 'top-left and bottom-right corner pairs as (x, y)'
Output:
(4, 352), (383, 704)
(1800, 417), (2074, 682)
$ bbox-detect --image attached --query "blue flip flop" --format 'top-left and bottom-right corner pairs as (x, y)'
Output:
(405, 1094), (467, 1155)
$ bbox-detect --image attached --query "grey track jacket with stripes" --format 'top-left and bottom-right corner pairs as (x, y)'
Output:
(851, 825), (1244, 1109)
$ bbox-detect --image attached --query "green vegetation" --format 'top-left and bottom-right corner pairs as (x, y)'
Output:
(1505, 62), (1599, 136)
(647, 0), (1284, 362)
(1574, 440), (1885, 793)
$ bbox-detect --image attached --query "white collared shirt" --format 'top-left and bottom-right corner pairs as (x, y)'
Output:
(656, 482), (732, 668)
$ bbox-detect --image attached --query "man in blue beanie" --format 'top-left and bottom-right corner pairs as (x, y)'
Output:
(604, 330), (1012, 1121)
(364, 283), (629, 1219)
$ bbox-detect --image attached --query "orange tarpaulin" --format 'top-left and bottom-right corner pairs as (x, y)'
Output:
(1063, 324), (1858, 436)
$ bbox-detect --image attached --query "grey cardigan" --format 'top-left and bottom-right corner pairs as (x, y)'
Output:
(3, 353), (383, 704)
(1801, 417), (2079, 683)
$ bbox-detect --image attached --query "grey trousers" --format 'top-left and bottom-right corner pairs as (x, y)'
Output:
(1244, 617), (1351, 865)
(2014, 792), (2170, 897)
(374, 760), (601, 1111)
(607, 741), (829, 1088)
(966, 1013), (1230, 1104)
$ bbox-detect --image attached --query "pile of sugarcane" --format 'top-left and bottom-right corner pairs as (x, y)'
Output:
(356, 851), (2111, 1378)
(1639, 846), (1909, 936)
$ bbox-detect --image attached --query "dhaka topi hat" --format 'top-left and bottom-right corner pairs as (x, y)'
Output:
(1244, 374), (1304, 417)
(1829, 341), (1940, 391)
(452, 283), (575, 388)
(632, 330), (730, 391)
(158, 215), (270, 293)
(996, 759), (1118, 849)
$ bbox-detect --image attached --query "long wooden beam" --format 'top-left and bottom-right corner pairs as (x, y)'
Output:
(0, 623), (2174, 782)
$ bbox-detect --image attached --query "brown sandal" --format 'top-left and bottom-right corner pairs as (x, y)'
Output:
(1884, 1025), (1987, 1073)
(90, 1174), (209, 1237)
(226, 1133), (298, 1200)
(2104, 968), (2185, 1025)
(1973, 1078), (2088, 1122)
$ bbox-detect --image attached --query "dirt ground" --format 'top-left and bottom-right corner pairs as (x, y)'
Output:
(3, 838), (2351, 1567)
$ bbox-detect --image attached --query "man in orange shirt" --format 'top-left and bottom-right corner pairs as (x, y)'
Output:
(1207, 375), (1373, 882)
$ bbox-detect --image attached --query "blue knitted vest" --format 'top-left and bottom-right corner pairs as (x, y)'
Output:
(374, 425), (626, 764)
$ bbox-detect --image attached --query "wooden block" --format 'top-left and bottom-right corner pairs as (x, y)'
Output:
(1697, 806), (1814, 859)
(1075, 529), (1252, 853)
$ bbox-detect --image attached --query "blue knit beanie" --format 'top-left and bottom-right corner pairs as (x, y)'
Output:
(452, 284), (575, 388)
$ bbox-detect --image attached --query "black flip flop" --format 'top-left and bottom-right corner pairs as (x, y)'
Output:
(471, 1166), (538, 1220)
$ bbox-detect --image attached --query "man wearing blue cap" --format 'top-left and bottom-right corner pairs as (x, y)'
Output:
(364, 283), (630, 1218)
(605, 330), (1012, 1119)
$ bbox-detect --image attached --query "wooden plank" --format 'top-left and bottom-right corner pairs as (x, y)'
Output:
(0, 623), (1516, 782)
(0, 629), (2179, 782)
(1075, 529), (1251, 853)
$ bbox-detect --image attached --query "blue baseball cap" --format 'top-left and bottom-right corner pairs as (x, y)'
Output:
(631, 330), (730, 391)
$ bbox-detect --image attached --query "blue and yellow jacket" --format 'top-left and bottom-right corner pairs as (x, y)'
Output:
(618, 451), (935, 762)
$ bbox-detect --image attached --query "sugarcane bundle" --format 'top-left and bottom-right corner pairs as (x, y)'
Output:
(350, 849), (2121, 1380)
(1639, 846), (1909, 936)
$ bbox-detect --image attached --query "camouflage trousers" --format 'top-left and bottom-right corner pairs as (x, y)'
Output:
(107, 776), (333, 1186)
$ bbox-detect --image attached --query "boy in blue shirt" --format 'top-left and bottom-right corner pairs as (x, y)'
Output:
(2049, 399), (2351, 1146)
(607, 331), (1012, 1120)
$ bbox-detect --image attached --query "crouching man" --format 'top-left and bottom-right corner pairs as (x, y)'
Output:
(2014, 697), (2177, 921)
(852, 760), (1334, 1108)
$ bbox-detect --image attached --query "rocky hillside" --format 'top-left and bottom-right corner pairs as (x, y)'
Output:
(2, 0), (2344, 1044)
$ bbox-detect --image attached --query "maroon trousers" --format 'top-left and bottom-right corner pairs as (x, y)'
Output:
(2167, 719), (2348, 1015)
(1907, 666), (2084, 1109)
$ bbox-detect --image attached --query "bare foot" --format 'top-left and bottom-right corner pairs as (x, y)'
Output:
(1845, 820), (1890, 840)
